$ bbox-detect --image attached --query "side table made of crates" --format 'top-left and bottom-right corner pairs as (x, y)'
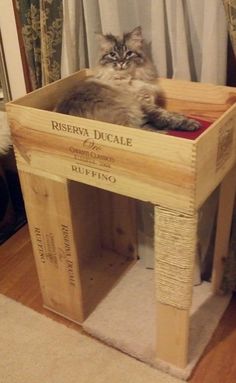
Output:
(7, 70), (236, 377)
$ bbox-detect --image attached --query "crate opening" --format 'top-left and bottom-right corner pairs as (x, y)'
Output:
(80, 187), (229, 372)
(69, 181), (139, 318)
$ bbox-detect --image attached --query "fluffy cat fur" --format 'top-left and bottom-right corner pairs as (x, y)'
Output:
(0, 113), (11, 156)
(55, 26), (199, 131)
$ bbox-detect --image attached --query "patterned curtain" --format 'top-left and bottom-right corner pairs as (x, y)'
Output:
(223, 0), (236, 57)
(14, 0), (63, 89)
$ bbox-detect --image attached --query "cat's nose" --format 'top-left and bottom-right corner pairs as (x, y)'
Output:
(118, 62), (126, 69)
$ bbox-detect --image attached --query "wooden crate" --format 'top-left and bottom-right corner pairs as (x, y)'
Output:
(6, 69), (236, 371)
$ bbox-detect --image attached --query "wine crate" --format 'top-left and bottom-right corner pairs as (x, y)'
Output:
(6, 69), (236, 372)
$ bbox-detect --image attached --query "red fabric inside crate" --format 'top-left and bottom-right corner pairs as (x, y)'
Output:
(168, 117), (212, 140)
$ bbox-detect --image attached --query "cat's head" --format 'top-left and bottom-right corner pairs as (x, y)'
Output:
(96, 26), (147, 72)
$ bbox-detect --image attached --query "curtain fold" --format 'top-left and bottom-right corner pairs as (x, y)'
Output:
(14, 0), (63, 89)
(61, 0), (87, 77)
(61, 0), (227, 84)
(40, 0), (63, 84)
(15, 0), (42, 89)
(165, 0), (191, 80)
(223, 0), (236, 57)
(201, 0), (228, 84)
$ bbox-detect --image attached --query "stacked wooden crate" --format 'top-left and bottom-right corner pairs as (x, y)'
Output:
(6, 69), (236, 372)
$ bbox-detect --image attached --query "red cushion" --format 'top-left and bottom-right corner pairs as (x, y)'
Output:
(168, 117), (212, 140)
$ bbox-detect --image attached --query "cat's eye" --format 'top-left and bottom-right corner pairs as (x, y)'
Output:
(108, 52), (116, 58)
(126, 51), (134, 58)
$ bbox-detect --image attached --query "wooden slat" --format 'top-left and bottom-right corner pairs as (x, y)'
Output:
(156, 302), (189, 368)
(9, 69), (89, 110)
(195, 104), (236, 210)
(98, 189), (113, 250)
(68, 180), (101, 266)
(10, 70), (236, 121)
(111, 193), (138, 258)
(18, 170), (85, 323)
(7, 109), (196, 213)
(158, 77), (236, 122)
(98, 190), (138, 259)
(7, 72), (236, 213)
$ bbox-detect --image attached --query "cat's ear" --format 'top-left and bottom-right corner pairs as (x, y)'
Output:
(95, 32), (114, 52)
(130, 26), (143, 40)
(125, 26), (143, 50)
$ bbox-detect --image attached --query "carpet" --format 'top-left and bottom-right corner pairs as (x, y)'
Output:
(83, 262), (231, 380)
(0, 293), (182, 383)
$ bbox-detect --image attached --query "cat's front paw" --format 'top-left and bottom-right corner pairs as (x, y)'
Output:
(180, 118), (200, 131)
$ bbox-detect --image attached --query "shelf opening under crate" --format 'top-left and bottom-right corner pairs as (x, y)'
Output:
(6, 69), (236, 380)
(71, 182), (231, 380)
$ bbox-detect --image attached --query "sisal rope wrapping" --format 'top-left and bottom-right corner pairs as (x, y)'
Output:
(155, 206), (198, 310)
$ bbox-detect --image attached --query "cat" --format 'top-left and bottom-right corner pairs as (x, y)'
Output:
(55, 26), (200, 132)
(0, 113), (11, 156)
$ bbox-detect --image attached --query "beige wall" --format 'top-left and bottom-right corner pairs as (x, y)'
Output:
(0, 1), (26, 99)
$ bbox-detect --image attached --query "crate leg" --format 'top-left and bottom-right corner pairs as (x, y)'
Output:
(154, 206), (198, 368)
(18, 170), (85, 323)
(156, 302), (189, 368)
(212, 166), (236, 293)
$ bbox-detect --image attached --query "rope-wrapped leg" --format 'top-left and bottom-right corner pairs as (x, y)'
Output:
(154, 206), (198, 368)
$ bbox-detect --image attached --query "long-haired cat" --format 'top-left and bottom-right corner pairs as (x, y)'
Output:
(55, 26), (199, 131)
(0, 113), (11, 156)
